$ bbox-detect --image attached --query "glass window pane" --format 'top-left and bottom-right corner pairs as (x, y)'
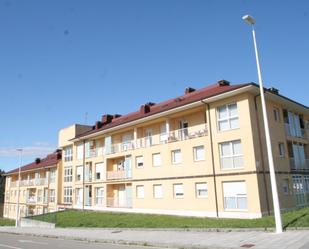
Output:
(230, 117), (239, 129)
(221, 157), (233, 169)
(219, 120), (229, 131)
(233, 156), (244, 168)
(228, 104), (238, 116)
(221, 142), (231, 156)
(232, 140), (242, 155)
(218, 106), (227, 119)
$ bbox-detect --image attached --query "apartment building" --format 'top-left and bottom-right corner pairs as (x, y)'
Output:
(4, 80), (309, 219)
(3, 151), (61, 219)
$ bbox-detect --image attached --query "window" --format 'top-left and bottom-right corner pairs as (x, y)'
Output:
(64, 146), (73, 162)
(95, 162), (103, 180)
(136, 156), (144, 168)
(77, 144), (84, 160)
(283, 179), (289, 195)
(171, 149), (182, 164)
(95, 187), (104, 205)
(64, 166), (72, 182)
(193, 146), (205, 161)
(196, 183), (208, 198)
(153, 184), (163, 198)
(75, 188), (83, 205)
(219, 140), (243, 169)
(136, 185), (145, 199)
(37, 190), (42, 202)
(160, 123), (168, 143)
(50, 169), (56, 183)
(76, 166), (83, 181)
(273, 108), (280, 122)
(49, 189), (55, 203)
(173, 184), (184, 198)
(64, 187), (73, 203)
(217, 103), (239, 131)
(223, 181), (247, 210)
(279, 143), (285, 157)
(152, 153), (161, 167)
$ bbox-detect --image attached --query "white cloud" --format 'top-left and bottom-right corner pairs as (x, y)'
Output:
(0, 143), (56, 157)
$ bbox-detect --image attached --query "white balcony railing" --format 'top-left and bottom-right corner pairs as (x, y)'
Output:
(27, 196), (36, 203)
(105, 124), (208, 155)
(285, 123), (307, 139)
(290, 158), (309, 171)
(106, 197), (132, 208)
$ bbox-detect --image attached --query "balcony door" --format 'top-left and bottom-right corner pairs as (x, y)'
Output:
(179, 120), (189, 140)
(145, 129), (153, 147)
(122, 134), (132, 151)
(118, 185), (126, 207)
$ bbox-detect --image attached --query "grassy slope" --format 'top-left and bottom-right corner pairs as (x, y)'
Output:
(32, 207), (309, 229)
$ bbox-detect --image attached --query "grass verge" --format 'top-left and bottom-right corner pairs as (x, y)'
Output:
(0, 218), (14, 226)
(30, 207), (309, 229)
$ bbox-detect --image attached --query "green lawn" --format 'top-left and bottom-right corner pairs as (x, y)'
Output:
(0, 218), (14, 226)
(31, 207), (309, 229)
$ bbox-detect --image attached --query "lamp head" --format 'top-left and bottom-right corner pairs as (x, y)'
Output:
(242, 15), (255, 25)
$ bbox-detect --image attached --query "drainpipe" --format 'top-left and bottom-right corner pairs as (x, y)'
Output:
(201, 100), (219, 218)
(254, 94), (271, 215)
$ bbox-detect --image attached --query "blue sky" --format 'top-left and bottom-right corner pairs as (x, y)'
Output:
(1, 0), (308, 172)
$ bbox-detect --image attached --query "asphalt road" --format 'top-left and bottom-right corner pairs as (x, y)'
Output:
(0, 233), (161, 249)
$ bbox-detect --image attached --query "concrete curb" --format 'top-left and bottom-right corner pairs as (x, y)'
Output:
(0, 230), (230, 249)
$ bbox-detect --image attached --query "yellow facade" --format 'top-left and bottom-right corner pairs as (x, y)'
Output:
(4, 82), (309, 219)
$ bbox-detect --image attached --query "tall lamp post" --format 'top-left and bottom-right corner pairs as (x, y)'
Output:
(242, 15), (283, 233)
(15, 148), (23, 227)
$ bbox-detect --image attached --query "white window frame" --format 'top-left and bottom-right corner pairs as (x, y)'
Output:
(76, 166), (83, 182)
(136, 156), (144, 168)
(278, 142), (285, 158)
(76, 144), (84, 160)
(50, 169), (56, 184)
(173, 183), (184, 199)
(63, 187), (73, 204)
(273, 108), (281, 122)
(171, 149), (182, 164)
(136, 185), (145, 199)
(49, 189), (55, 203)
(223, 181), (248, 211)
(217, 103), (239, 131)
(195, 182), (208, 198)
(153, 184), (163, 199)
(219, 140), (244, 170)
(64, 146), (73, 162)
(152, 153), (161, 167)
(64, 166), (72, 182)
(193, 145), (205, 162)
(95, 187), (104, 206)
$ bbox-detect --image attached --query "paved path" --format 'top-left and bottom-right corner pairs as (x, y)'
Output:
(0, 227), (309, 249)
(0, 233), (157, 249)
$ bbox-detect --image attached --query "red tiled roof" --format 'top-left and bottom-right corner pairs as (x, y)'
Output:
(6, 151), (61, 175)
(75, 80), (252, 139)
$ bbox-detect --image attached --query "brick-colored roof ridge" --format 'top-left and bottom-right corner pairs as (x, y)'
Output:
(6, 150), (61, 175)
(74, 81), (252, 139)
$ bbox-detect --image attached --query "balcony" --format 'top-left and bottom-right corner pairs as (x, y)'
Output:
(285, 123), (307, 139)
(106, 170), (129, 180)
(27, 196), (36, 204)
(106, 197), (132, 208)
(105, 124), (208, 155)
(290, 158), (309, 171)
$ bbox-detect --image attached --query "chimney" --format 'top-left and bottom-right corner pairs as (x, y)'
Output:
(95, 121), (103, 129)
(185, 87), (196, 94)
(101, 114), (114, 125)
(268, 87), (279, 95)
(113, 114), (122, 119)
(35, 158), (41, 164)
(217, 80), (230, 86)
(140, 102), (155, 114)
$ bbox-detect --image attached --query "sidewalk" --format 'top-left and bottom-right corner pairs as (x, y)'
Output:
(0, 226), (308, 249)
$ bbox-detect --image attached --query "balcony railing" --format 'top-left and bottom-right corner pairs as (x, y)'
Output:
(285, 123), (307, 139)
(290, 158), (309, 171)
(106, 170), (130, 180)
(27, 196), (36, 203)
(106, 197), (132, 208)
(105, 124), (208, 155)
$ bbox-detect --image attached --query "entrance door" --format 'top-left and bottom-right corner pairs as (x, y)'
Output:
(118, 186), (126, 207)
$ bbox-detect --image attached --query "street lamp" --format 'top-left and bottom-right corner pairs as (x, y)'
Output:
(15, 148), (23, 227)
(242, 15), (283, 233)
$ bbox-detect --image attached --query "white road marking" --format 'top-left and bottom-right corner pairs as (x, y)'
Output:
(0, 244), (23, 249)
(18, 240), (48, 245)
